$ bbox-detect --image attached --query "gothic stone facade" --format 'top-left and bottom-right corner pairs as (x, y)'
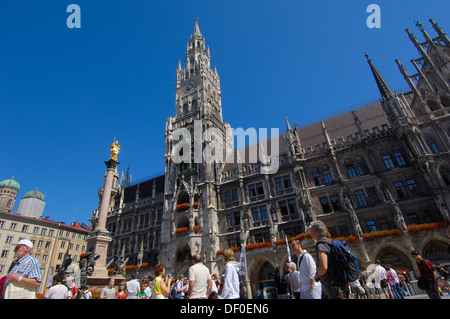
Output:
(94, 19), (450, 294)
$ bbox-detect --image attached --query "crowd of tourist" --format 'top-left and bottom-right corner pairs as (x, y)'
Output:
(1, 221), (449, 299)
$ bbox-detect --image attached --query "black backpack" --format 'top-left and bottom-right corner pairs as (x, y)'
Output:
(319, 239), (360, 285)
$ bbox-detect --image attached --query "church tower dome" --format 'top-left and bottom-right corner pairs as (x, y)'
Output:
(0, 177), (20, 191)
(0, 177), (20, 213)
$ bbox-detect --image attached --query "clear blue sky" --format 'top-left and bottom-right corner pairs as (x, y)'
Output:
(1, 1), (449, 225)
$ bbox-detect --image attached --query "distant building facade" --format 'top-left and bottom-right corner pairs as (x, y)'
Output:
(0, 210), (90, 294)
(0, 177), (90, 294)
(94, 19), (450, 295)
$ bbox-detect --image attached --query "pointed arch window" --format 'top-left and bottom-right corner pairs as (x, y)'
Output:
(355, 156), (369, 176)
(191, 99), (198, 111)
(312, 168), (323, 186)
(393, 151), (406, 166)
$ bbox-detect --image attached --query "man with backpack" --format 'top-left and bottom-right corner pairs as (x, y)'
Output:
(310, 220), (355, 299)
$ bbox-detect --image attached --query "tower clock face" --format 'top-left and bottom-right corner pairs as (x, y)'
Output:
(184, 81), (197, 93)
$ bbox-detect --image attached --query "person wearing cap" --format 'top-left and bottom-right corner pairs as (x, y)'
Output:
(411, 250), (440, 299)
(4, 239), (41, 299)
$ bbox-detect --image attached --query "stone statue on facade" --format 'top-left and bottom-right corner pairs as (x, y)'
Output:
(434, 194), (450, 221)
(344, 195), (363, 240)
(269, 205), (279, 249)
(385, 188), (409, 234)
(240, 212), (250, 245)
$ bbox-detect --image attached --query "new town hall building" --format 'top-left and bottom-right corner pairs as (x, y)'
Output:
(92, 19), (450, 295)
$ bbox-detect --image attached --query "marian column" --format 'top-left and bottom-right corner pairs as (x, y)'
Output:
(86, 140), (120, 279)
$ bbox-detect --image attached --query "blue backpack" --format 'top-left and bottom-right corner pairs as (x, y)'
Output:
(327, 240), (360, 284)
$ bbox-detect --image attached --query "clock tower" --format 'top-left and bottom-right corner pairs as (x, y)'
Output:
(161, 18), (227, 277)
(175, 17), (223, 124)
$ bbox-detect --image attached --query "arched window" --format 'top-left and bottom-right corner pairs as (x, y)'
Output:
(191, 99), (198, 111)
(176, 215), (189, 229)
(177, 191), (190, 205)
(312, 168), (323, 186)
(175, 242), (192, 264)
(257, 262), (275, 290)
(355, 156), (369, 176)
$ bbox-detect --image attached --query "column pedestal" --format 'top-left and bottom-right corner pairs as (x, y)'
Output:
(86, 231), (113, 278)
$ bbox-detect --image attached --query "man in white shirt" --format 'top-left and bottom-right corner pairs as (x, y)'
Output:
(187, 254), (212, 299)
(374, 260), (392, 299)
(44, 278), (71, 299)
(126, 274), (140, 299)
(100, 278), (116, 299)
(291, 239), (321, 299)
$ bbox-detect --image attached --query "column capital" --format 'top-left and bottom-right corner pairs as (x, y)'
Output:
(105, 159), (120, 169)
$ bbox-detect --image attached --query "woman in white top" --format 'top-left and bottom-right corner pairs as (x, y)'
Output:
(220, 248), (241, 299)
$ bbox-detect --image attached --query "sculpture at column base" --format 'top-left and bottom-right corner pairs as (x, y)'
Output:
(85, 234), (111, 279)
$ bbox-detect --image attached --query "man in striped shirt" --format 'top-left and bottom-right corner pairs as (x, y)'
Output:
(4, 239), (41, 299)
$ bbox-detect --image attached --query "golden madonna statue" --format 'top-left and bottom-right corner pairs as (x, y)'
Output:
(110, 140), (120, 161)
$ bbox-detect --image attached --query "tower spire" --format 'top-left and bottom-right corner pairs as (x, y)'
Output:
(365, 53), (395, 100)
(194, 17), (202, 37)
(285, 117), (292, 132)
(430, 19), (450, 47)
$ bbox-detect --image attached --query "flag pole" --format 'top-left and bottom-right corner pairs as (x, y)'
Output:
(286, 236), (292, 263)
